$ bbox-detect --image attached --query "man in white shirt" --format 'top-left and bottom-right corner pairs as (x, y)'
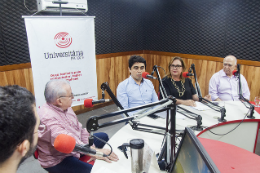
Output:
(209, 55), (250, 101)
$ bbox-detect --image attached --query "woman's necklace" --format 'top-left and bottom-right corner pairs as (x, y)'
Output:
(171, 78), (185, 97)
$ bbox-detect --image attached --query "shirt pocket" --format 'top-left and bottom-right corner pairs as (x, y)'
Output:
(141, 88), (154, 103)
(127, 88), (140, 103)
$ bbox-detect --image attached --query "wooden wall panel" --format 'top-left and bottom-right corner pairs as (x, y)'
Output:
(205, 61), (217, 96)
(240, 65), (259, 101)
(1, 51), (260, 114)
(0, 68), (34, 94)
(0, 72), (8, 86)
(96, 54), (143, 100)
(251, 67), (260, 99)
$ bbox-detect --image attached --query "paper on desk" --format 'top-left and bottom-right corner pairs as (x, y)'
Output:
(156, 110), (167, 119)
(142, 142), (162, 173)
(156, 110), (186, 119)
(150, 152), (164, 173)
(191, 101), (211, 111)
(143, 142), (154, 172)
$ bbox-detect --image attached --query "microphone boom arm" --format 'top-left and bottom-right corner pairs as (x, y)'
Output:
(100, 82), (130, 117)
(189, 63), (227, 122)
(153, 65), (168, 99)
(236, 64), (255, 119)
(86, 96), (178, 168)
(152, 65), (204, 130)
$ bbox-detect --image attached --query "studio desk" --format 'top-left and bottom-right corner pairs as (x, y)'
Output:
(92, 101), (260, 173)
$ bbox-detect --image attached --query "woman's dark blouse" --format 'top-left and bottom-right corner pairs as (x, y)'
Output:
(161, 76), (197, 100)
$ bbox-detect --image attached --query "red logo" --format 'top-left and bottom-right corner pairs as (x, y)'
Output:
(54, 32), (72, 48)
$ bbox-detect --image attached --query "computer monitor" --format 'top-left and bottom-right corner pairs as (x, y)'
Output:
(169, 127), (220, 173)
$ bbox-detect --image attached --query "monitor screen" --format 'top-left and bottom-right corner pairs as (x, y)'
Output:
(169, 127), (220, 173)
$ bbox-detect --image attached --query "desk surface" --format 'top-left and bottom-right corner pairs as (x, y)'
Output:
(92, 101), (260, 173)
(199, 137), (260, 173)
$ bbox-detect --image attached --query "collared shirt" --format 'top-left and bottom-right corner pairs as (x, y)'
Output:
(116, 76), (158, 116)
(209, 69), (250, 101)
(37, 103), (90, 168)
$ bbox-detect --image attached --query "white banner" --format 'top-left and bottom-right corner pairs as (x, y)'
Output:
(23, 16), (97, 108)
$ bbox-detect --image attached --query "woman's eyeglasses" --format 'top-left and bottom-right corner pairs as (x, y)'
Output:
(170, 65), (182, 69)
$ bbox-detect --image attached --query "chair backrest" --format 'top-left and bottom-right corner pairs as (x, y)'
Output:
(158, 91), (161, 100)
(34, 150), (39, 159)
(34, 149), (94, 166)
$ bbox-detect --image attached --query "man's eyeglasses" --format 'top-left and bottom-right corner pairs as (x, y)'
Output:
(59, 93), (74, 99)
(170, 65), (182, 69)
(223, 63), (233, 67)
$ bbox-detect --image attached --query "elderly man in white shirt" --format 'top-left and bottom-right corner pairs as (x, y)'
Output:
(209, 55), (250, 101)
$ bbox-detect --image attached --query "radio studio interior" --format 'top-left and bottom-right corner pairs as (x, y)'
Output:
(1, 0), (260, 173)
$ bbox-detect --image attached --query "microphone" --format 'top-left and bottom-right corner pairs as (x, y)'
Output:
(84, 98), (112, 108)
(232, 70), (238, 76)
(182, 72), (194, 78)
(142, 72), (157, 80)
(54, 134), (107, 157)
(151, 68), (155, 76)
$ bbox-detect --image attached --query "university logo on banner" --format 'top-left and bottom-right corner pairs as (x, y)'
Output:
(23, 16), (97, 109)
(54, 32), (73, 48)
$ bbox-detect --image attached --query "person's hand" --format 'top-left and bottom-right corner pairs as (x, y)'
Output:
(183, 99), (196, 107)
(214, 98), (222, 101)
(204, 94), (211, 101)
(89, 148), (119, 163)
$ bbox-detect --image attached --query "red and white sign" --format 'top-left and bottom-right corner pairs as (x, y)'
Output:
(23, 16), (97, 108)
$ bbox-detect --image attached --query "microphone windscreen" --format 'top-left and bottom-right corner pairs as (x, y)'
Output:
(232, 70), (238, 76)
(142, 72), (149, 79)
(54, 134), (76, 154)
(182, 72), (189, 78)
(84, 99), (93, 108)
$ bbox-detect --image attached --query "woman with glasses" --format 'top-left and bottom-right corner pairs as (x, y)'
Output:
(161, 56), (210, 106)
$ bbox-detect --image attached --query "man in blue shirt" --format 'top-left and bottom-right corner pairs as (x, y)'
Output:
(117, 55), (166, 170)
(117, 55), (158, 116)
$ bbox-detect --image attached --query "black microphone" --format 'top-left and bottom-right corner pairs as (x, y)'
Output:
(232, 70), (239, 76)
(142, 72), (157, 80)
(73, 144), (107, 157)
(54, 134), (108, 157)
(84, 98), (112, 108)
(182, 72), (194, 78)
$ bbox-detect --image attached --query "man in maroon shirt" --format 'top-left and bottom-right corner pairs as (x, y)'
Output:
(37, 79), (118, 173)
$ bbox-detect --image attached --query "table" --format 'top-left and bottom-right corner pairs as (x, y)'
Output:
(92, 101), (260, 173)
(199, 137), (260, 173)
(249, 101), (260, 114)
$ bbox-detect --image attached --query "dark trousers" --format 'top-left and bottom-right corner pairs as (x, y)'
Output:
(45, 132), (109, 173)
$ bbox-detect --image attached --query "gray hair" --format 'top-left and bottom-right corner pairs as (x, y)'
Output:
(44, 79), (70, 104)
(224, 55), (237, 65)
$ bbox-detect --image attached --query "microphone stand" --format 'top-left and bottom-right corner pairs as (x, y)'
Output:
(177, 106), (203, 131)
(236, 64), (255, 119)
(100, 82), (181, 169)
(86, 96), (177, 170)
(100, 82), (130, 117)
(100, 82), (172, 131)
(190, 64), (227, 122)
(152, 65), (204, 131)
(152, 65), (167, 98)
